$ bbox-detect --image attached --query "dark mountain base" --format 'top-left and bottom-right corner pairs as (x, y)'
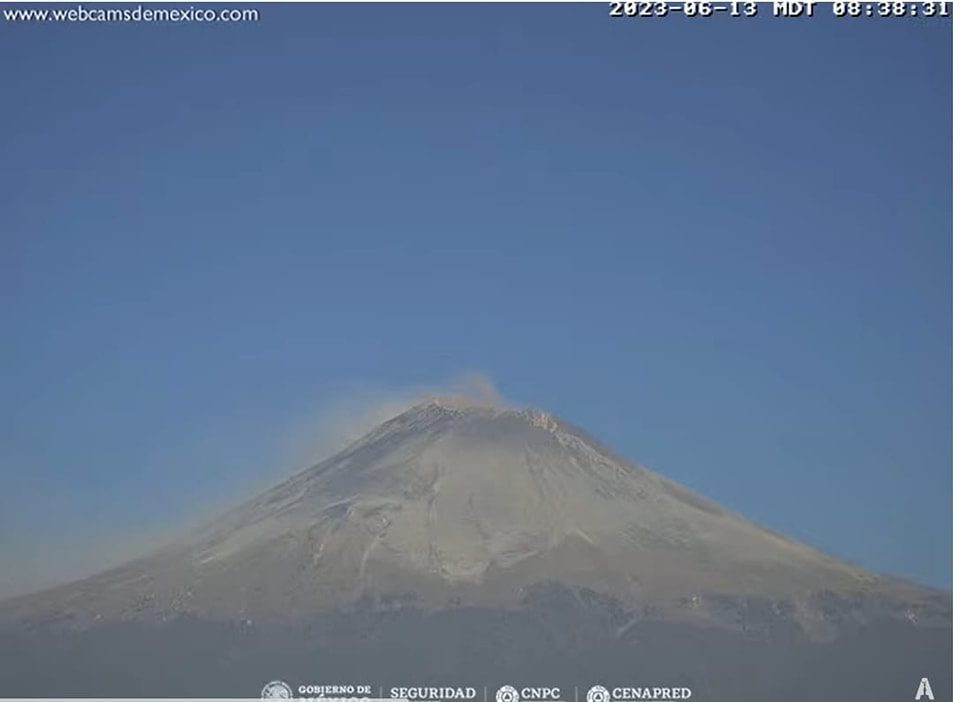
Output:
(0, 590), (949, 702)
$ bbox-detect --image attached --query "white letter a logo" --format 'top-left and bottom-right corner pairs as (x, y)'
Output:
(915, 677), (934, 700)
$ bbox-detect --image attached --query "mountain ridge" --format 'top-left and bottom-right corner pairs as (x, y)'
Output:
(0, 400), (948, 639)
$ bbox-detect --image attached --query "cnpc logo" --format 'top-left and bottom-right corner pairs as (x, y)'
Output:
(495, 686), (562, 702)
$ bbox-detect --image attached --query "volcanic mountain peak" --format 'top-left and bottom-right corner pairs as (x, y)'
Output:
(406, 396), (561, 428)
(413, 394), (505, 412)
(0, 400), (947, 635)
(377, 399), (613, 457)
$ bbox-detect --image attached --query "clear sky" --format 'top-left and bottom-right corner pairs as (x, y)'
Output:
(0, 6), (951, 594)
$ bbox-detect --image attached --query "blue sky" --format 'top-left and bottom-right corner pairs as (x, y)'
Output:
(0, 6), (951, 593)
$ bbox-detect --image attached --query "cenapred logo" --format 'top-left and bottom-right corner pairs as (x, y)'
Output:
(596, 686), (692, 701)
(262, 680), (294, 699)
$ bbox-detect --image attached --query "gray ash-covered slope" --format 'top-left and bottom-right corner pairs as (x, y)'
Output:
(0, 399), (950, 699)
(0, 398), (947, 632)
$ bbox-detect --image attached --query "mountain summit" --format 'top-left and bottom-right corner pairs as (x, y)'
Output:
(1, 401), (945, 636)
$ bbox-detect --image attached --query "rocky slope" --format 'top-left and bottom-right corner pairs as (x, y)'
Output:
(0, 399), (947, 639)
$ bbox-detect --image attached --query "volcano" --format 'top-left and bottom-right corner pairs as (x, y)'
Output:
(0, 399), (950, 700)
